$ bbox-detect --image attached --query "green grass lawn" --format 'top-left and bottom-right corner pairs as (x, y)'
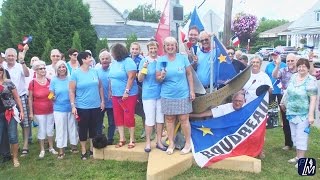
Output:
(1, 116), (320, 180)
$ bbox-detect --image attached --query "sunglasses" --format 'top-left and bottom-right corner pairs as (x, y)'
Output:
(72, 53), (78, 56)
(228, 52), (234, 55)
(200, 38), (209, 43)
(37, 67), (46, 70)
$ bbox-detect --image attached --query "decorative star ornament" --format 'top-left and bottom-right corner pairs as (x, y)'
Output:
(218, 54), (226, 63)
(197, 125), (214, 136)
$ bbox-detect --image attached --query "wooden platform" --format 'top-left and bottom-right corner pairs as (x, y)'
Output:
(93, 142), (261, 179)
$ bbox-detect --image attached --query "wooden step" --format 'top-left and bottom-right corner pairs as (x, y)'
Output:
(103, 142), (149, 162)
(206, 155), (261, 173)
(147, 148), (193, 180)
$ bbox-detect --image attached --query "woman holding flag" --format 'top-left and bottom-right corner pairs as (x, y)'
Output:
(156, 37), (195, 155)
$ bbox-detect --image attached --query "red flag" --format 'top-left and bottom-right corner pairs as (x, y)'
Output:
(155, 0), (170, 56)
(231, 35), (240, 46)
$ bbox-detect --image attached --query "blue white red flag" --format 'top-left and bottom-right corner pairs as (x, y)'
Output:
(189, 7), (204, 32)
(190, 92), (269, 167)
(213, 36), (237, 86)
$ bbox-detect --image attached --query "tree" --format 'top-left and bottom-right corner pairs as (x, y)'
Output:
(0, 0), (97, 63)
(125, 33), (138, 51)
(232, 12), (258, 47)
(223, 0), (233, 46)
(95, 38), (109, 56)
(41, 39), (53, 63)
(255, 18), (289, 34)
(72, 31), (82, 52)
(128, 4), (161, 23)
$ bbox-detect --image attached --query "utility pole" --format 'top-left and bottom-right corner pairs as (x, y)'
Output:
(223, 0), (233, 46)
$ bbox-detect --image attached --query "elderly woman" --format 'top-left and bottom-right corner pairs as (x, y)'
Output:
(156, 37), (195, 155)
(28, 60), (57, 158)
(138, 41), (166, 152)
(96, 50), (115, 145)
(69, 52), (104, 160)
(243, 55), (273, 103)
(272, 53), (297, 151)
(109, 43), (138, 149)
(50, 60), (78, 159)
(242, 55), (272, 158)
(0, 65), (24, 167)
(285, 58), (317, 168)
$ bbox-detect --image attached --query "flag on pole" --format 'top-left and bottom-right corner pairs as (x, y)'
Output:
(189, 7), (204, 32)
(213, 36), (237, 87)
(155, 0), (170, 56)
(190, 92), (269, 167)
(231, 35), (240, 46)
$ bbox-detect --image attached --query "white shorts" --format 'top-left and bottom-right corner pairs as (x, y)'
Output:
(143, 99), (164, 126)
(289, 119), (309, 151)
(35, 113), (54, 140)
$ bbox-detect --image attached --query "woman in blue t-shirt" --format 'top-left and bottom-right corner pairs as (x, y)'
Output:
(138, 41), (166, 152)
(156, 37), (195, 155)
(109, 43), (138, 149)
(50, 60), (78, 159)
(69, 52), (105, 160)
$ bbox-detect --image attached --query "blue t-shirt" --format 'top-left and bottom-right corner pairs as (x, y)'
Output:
(96, 67), (113, 108)
(109, 58), (138, 96)
(138, 57), (161, 100)
(70, 68), (101, 109)
(49, 76), (72, 112)
(265, 62), (287, 94)
(156, 53), (190, 99)
(196, 51), (212, 87)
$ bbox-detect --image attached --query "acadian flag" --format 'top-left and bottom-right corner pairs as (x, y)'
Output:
(189, 7), (204, 32)
(213, 36), (237, 86)
(155, 0), (170, 56)
(190, 92), (269, 167)
(231, 35), (240, 46)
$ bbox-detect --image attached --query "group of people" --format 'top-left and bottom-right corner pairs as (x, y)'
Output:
(0, 25), (319, 169)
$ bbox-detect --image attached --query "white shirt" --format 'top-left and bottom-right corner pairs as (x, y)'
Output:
(46, 64), (55, 80)
(211, 103), (235, 118)
(4, 62), (27, 96)
(243, 71), (273, 103)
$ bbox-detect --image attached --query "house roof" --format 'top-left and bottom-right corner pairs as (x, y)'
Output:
(259, 22), (293, 38)
(94, 25), (156, 39)
(102, 0), (124, 21)
(288, 0), (320, 30)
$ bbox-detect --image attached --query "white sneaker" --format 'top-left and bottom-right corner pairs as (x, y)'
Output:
(39, 151), (45, 158)
(288, 157), (298, 164)
(49, 148), (58, 155)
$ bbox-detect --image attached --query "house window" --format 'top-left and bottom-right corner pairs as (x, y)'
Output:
(316, 11), (320, 22)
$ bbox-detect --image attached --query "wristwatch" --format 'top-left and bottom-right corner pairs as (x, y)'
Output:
(124, 89), (130, 94)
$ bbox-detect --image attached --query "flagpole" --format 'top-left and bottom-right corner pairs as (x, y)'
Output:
(209, 35), (215, 93)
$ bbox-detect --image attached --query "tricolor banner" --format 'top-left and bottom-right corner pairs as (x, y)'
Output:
(231, 35), (240, 47)
(190, 92), (269, 167)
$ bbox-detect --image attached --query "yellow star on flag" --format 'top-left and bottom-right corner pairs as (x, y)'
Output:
(197, 125), (214, 136)
(218, 54), (226, 63)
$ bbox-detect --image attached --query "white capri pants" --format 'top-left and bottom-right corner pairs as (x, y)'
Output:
(35, 113), (54, 140)
(54, 111), (79, 148)
(289, 119), (309, 151)
(143, 99), (164, 126)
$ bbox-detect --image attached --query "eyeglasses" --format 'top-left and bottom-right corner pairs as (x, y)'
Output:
(51, 55), (60, 57)
(200, 38), (209, 43)
(37, 67), (46, 70)
(286, 60), (295, 62)
(72, 53), (78, 56)
(228, 52), (234, 55)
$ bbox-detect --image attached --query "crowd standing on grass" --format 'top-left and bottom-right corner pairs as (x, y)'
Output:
(0, 31), (319, 169)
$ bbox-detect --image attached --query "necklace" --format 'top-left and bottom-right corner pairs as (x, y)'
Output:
(36, 78), (47, 85)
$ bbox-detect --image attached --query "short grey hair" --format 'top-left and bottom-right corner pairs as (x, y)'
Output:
(5, 48), (17, 57)
(32, 60), (46, 70)
(250, 55), (263, 64)
(99, 50), (112, 60)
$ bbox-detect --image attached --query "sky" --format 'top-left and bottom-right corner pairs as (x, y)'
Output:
(108, 0), (319, 21)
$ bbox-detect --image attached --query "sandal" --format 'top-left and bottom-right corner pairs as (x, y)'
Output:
(20, 149), (29, 157)
(13, 159), (20, 167)
(115, 141), (126, 148)
(80, 153), (87, 160)
(57, 154), (65, 160)
(128, 142), (135, 149)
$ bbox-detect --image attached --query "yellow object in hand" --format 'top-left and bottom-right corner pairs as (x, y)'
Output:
(48, 92), (54, 100)
(141, 68), (148, 75)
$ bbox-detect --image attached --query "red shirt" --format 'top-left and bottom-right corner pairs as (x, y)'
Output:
(28, 79), (53, 115)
